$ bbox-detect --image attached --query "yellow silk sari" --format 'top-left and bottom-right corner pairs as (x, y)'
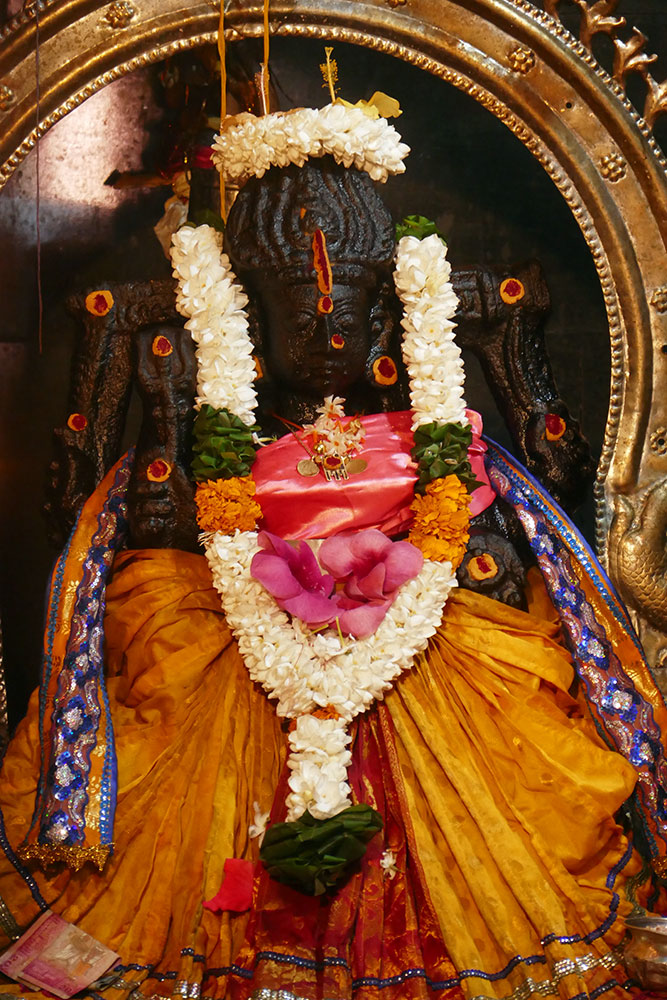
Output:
(0, 544), (651, 1000)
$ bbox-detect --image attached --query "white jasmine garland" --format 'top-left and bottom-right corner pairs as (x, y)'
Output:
(170, 114), (468, 824)
(171, 225), (258, 425)
(212, 104), (410, 186)
(205, 530), (456, 820)
(394, 234), (467, 430)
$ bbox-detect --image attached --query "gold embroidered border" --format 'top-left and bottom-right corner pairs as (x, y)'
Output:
(18, 841), (112, 871)
(248, 948), (622, 1000)
(467, 948), (623, 1000)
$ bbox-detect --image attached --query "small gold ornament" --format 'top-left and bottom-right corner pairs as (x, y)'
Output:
(599, 152), (627, 183)
(508, 46), (536, 74)
(297, 459), (320, 477)
(103, 0), (136, 28)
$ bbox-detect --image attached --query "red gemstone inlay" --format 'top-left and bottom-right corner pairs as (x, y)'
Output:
(323, 456), (342, 470)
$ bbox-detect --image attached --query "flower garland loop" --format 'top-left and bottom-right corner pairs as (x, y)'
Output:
(212, 104), (410, 186)
(171, 115), (473, 879)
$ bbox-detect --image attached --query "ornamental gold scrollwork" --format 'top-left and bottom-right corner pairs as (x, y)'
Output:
(542, 0), (667, 129)
(609, 480), (667, 636)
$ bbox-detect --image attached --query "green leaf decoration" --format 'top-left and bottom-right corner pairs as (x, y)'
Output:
(412, 421), (483, 493)
(259, 804), (383, 896)
(395, 215), (447, 245)
(188, 208), (225, 233)
(191, 404), (258, 481)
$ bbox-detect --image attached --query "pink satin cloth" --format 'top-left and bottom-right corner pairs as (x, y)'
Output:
(253, 410), (496, 541)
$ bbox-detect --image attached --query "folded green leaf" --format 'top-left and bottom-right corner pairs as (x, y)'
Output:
(395, 215), (447, 244)
(191, 404), (259, 482)
(260, 805), (383, 896)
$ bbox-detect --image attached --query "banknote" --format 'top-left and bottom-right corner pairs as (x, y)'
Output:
(0, 909), (120, 998)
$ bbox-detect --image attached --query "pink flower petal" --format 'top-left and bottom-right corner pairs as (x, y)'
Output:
(317, 533), (359, 579)
(251, 551), (302, 600)
(293, 540), (334, 597)
(349, 529), (392, 565)
(337, 600), (392, 638)
(382, 540), (424, 591)
(283, 591), (339, 627)
(257, 530), (297, 561)
(346, 562), (387, 601)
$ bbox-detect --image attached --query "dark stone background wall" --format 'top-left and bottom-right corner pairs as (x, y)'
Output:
(0, 2), (666, 726)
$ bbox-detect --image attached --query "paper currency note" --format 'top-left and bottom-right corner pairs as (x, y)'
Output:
(0, 910), (119, 998)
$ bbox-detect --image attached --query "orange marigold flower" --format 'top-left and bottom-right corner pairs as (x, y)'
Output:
(312, 705), (341, 721)
(408, 531), (469, 568)
(195, 477), (262, 533)
(409, 474), (471, 569)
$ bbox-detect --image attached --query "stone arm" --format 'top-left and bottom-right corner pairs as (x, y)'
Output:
(451, 260), (595, 608)
(44, 279), (182, 547)
(126, 323), (199, 552)
(452, 259), (595, 512)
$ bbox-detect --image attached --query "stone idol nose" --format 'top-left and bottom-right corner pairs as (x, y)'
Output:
(318, 313), (346, 353)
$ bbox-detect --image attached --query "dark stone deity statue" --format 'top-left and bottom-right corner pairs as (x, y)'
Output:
(45, 155), (594, 608)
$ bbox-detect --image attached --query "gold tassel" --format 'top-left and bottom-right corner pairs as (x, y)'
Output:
(18, 842), (112, 872)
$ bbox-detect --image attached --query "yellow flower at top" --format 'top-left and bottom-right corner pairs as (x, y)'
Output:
(409, 474), (471, 569)
(195, 476), (262, 534)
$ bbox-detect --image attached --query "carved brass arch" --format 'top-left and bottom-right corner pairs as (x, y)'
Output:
(1, 0), (667, 666)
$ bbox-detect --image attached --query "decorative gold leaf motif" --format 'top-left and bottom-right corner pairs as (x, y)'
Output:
(612, 29), (658, 86)
(541, 0), (667, 132)
(578, 0), (625, 49)
(645, 76), (667, 130)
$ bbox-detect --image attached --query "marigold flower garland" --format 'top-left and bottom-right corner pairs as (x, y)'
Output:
(171, 113), (475, 836)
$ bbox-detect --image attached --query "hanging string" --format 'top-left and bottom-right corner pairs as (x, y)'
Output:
(217, 0), (227, 221)
(260, 0), (270, 114)
(35, 1), (43, 352)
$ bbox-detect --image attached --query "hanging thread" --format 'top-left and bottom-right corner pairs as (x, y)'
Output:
(35, 1), (44, 352)
(217, 0), (227, 221)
